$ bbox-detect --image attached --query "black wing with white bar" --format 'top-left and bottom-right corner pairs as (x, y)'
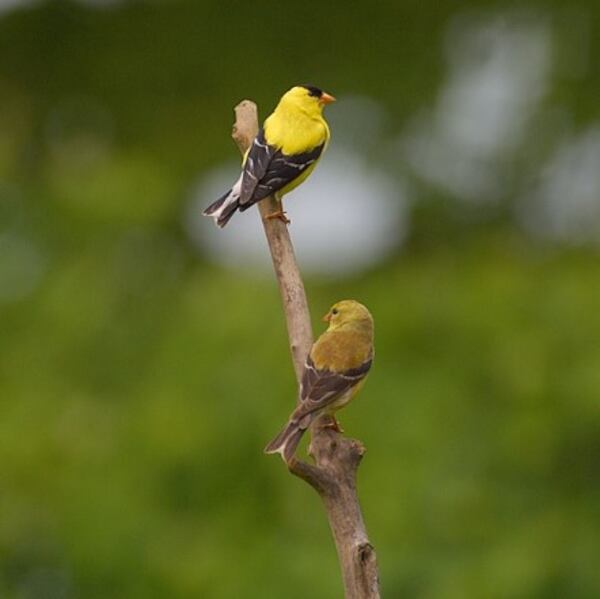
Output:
(238, 129), (324, 210)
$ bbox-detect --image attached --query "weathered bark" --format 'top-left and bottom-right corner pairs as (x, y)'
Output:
(231, 101), (313, 382)
(231, 100), (381, 599)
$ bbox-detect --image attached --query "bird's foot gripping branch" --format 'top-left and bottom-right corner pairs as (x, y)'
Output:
(263, 208), (291, 225)
(229, 97), (381, 599)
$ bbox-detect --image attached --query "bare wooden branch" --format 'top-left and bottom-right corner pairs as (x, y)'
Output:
(232, 101), (313, 383)
(232, 100), (381, 599)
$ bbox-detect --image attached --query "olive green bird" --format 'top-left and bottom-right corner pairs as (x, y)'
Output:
(265, 300), (374, 463)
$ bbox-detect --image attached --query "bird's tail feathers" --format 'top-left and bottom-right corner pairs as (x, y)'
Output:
(203, 179), (242, 228)
(264, 413), (312, 463)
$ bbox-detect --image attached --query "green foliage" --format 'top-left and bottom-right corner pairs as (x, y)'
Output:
(1, 236), (599, 598)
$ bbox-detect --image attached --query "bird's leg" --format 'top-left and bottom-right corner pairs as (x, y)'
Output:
(264, 193), (291, 225)
(320, 415), (344, 433)
(264, 210), (291, 225)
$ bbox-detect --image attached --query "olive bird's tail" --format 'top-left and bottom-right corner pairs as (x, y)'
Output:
(264, 412), (313, 463)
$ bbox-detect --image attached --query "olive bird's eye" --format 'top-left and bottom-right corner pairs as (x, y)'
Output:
(331, 308), (339, 315)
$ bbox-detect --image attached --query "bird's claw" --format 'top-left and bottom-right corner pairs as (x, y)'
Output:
(264, 210), (291, 225)
(322, 417), (344, 434)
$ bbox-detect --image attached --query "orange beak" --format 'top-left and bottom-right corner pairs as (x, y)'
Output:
(320, 92), (336, 105)
(322, 311), (331, 323)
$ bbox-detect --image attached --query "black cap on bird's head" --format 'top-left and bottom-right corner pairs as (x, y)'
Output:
(302, 84), (323, 97)
(300, 84), (336, 104)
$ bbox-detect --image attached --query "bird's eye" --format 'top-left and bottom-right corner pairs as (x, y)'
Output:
(331, 308), (338, 315)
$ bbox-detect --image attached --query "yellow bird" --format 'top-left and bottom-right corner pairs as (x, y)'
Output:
(203, 84), (335, 227)
(265, 300), (374, 463)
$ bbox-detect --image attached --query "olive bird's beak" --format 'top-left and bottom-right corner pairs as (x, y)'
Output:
(322, 312), (331, 323)
(320, 92), (336, 105)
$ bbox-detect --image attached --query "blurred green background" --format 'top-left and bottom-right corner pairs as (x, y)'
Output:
(1, 1), (600, 597)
